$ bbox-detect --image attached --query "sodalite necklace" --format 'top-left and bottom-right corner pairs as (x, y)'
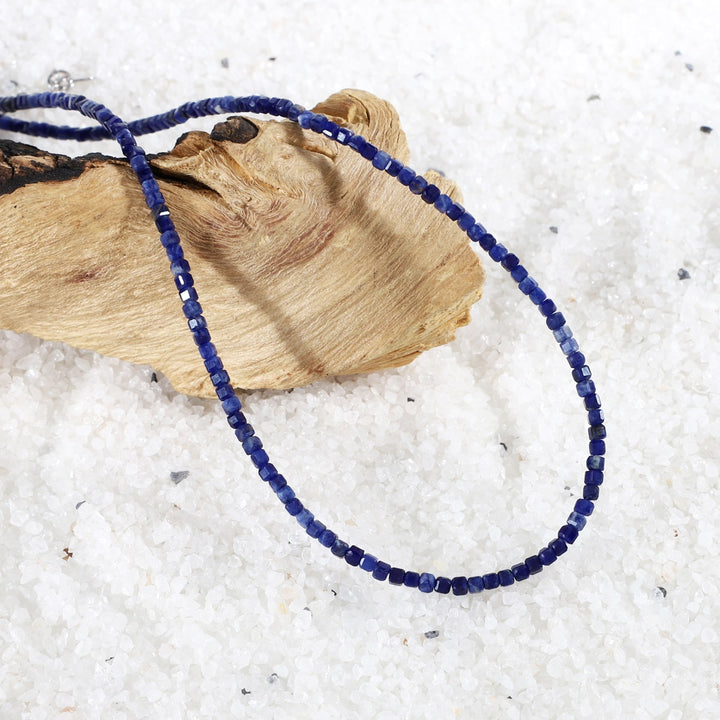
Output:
(0, 92), (607, 596)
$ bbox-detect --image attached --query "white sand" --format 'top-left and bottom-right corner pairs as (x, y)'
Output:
(1, 1), (719, 717)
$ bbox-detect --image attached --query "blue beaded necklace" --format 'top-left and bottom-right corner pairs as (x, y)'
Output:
(0, 92), (606, 596)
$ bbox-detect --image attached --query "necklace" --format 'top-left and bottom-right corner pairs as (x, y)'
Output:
(0, 92), (606, 595)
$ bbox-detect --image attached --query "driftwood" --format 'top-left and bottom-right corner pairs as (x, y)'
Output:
(0, 90), (484, 396)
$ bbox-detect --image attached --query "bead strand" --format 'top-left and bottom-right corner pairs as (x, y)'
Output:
(0, 92), (605, 595)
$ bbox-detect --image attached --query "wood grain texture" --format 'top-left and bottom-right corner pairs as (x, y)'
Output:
(0, 90), (484, 396)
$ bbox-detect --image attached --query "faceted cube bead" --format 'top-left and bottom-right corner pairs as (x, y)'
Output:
(587, 455), (605, 471)
(408, 175), (428, 194)
(482, 573), (500, 590)
(331, 539), (349, 558)
(269, 474), (287, 492)
(285, 498), (303, 516)
(510, 265), (528, 282)
(360, 554), (378, 572)
(525, 555), (543, 575)
(360, 142), (378, 161)
(385, 158), (403, 176)
(588, 408), (605, 425)
(529, 286), (547, 305)
(567, 352), (586, 368)
(589, 425), (607, 441)
(258, 463), (277, 481)
(397, 167), (416, 185)
(434, 576), (451, 594)
(296, 509), (313, 529)
(403, 571), (420, 589)
(478, 233), (497, 251)
(583, 484), (600, 500)
(221, 396), (241, 414)
(336, 128), (353, 145)
(549, 538), (568, 556)
(251, 449), (269, 469)
(576, 380), (596, 397)
(234, 423), (254, 442)
(584, 393), (602, 410)
(347, 135), (367, 154)
(589, 439), (606, 455)
(558, 524), (579, 544)
(319, 529), (337, 548)
(306, 520), (325, 539)
(372, 561), (391, 581)
(585, 469), (604, 485)
(451, 576), (469, 595)
(468, 576), (484, 593)
(567, 511), (587, 531)
(388, 567), (406, 585)
(511, 563), (531, 581)
(242, 436), (262, 454)
(457, 212), (475, 231)
(421, 184), (441, 204)
(276, 485), (294, 503)
(554, 326), (573, 343)
(498, 569), (515, 587)
(574, 499), (595, 516)
(572, 365), (592, 382)
(198, 342), (217, 360)
(488, 243), (508, 262)
(372, 150), (391, 170)
(538, 547), (557, 565)
(418, 573), (436, 593)
(226, 410), (245, 429)
(344, 545), (364, 567)
(434, 194), (453, 213)
(561, 338), (580, 355)
(215, 383), (234, 401)
(446, 202), (465, 221)
(180, 288), (199, 304)
(501, 253), (519, 271)
(467, 223), (487, 242)
(519, 276), (538, 295)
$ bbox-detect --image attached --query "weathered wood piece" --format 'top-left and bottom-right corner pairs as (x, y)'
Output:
(0, 90), (484, 396)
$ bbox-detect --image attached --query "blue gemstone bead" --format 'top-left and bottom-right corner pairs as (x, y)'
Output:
(434, 194), (453, 213)
(359, 554), (378, 572)
(510, 265), (528, 282)
(285, 498), (303, 516)
(309, 114), (328, 133)
(558, 524), (579, 544)
(567, 351), (586, 368)
(269, 475), (287, 493)
(210, 369), (230, 387)
(221, 396), (241, 414)
(336, 127), (353, 145)
(297, 111), (314, 129)
(498, 569), (515, 587)
(403, 571), (420, 588)
(589, 439), (606, 455)
(251, 449), (269, 468)
(397, 167), (416, 186)
(446, 202), (465, 221)
(372, 561), (391, 581)
(319, 529), (337, 548)
(572, 365), (592, 382)
(540, 298), (557, 316)
(372, 150), (391, 170)
(518, 276), (538, 295)
(180, 288), (199, 304)
(588, 408), (605, 425)
(198, 342), (217, 360)
(182, 300), (203, 319)
(345, 545), (364, 566)
(501, 253), (519, 271)
(234, 424), (254, 442)
(549, 538), (568, 556)
(589, 424), (607, 440)
(226, 410), (245, 429)
(296, 508), (314, 529)
(421, 184), (441, 204)
(215, 382), (234, 400)
(418, 573), (436, 593)
(488, 243), (508, 262)
(576, 380), (596, 397)
(574, 499), (595, 516)
(587, 455), (605, 471)
(242, 436), (262, 454)
(258, 463), (277, 481)
(457, 212), (475, 231)
(451, 576), (469, 595)
(434, 576), (451, 594)
(388, 567), (406, 585)
(347, 135), (367, 154)
(525, 555), (543, 575)
(468, 576), (484, 593)
(360, 142), (378, 161)
(549, 313), (568, 333)
(170, 259), (190, 275)
(408, 175), (428, 194)
(331, 539), (349, 558)
(567, 511), (587, 530)
(174, 272), (193, 290)
(482, 573), (500, 589)
(306, 520), (325, 539)
(585, 469), (604, 485)
(538, 547), (557, 565)
(553, 326), (573, 343)
(560, 338), (580, 355)
(583, 484), (600, 500)
(478, 233), (497, 251)
(467, 223), (486, 242)
(385, 158), (403, 176)
(160, 230), (180, 247)
(529, 286), (547, 305)
(511, 563), (530, 581)
(193, 327), (211, 346)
